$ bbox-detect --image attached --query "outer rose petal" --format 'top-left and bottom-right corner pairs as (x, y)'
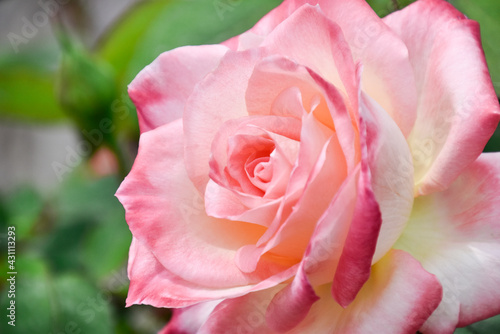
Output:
(160, 300), (220, 334)
(384, 0), (500, 195)
(116, 120), (290, 298)
(129, 45), (228, 133)
(128, 236), (299, 310)
(394, 153), (500, 333)
(127, 237), (264, 307)
(197, 250), (442, 333)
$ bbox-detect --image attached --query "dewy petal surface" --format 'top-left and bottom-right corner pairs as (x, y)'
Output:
(394, 153), (500, 333)
(129, 45), (228, 133)
(384, 0), (500, 195)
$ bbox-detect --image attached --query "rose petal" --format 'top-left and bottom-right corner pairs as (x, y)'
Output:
(290, 250), (442, 333)
(159, 300), (221, 334)
(205, 180), (282, 228)
(129, 45), (228, 133)
(241, 0), (417, 137)
(184, 49), (263, 192)
(384, 0), (500, 195)
(235, 110), (341, 273)
(127, 237), (298, 311)
(317, 0), (418, 137)
(260, 4), (358, 110)
(394, 153), (500, 333)
(246, 55), (358, 171)
(116, 120), (287, 292)
(197, 250), (442, 333)
(331, 144), (381, 307)
(205, 115), (301, 226)
(265, 264), (319, 332)
(359, 92), (415, 264)
(198, 287), (282, 334)
(331, 89), (414, 306)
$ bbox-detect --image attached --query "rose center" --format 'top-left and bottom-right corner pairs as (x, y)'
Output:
(246, 155), (273, 185)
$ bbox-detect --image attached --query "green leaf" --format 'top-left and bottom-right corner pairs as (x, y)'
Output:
(0, 257), (115, 334)
(44, 219), (92, 273)
(0, 64), (66, 122)
(52, 274), (114, 334)
(367, 0), (418, 17)
(4, 187), (43, 240)
(55, 173), (122, 223)
(47, 172), (128, 273)
(97, 0), (172, 86)
(82, 208), (131, 281)
(466, 314), (500, 333)
(484, 123), (500, 152)
(451, 0), (500, 96)
(367, 0), (398, 16)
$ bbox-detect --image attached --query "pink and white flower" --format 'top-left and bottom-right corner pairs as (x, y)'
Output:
(116, 0), (500, 333)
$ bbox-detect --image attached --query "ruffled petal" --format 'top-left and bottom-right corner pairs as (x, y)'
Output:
(394, 153), (500, 333)
(384, 0), (500, 195)
(129, 45), (228, 133)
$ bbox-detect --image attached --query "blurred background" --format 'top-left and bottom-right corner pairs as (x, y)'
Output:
(0, 0), (498, 333)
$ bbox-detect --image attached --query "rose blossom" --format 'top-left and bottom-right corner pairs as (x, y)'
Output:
(116, 0), (500, 333)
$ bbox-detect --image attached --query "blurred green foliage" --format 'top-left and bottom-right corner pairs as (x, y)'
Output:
(0, 63), (66, 122)
(0, 0), (499, 333)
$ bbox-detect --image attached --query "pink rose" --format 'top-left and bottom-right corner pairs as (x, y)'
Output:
(116, 0), (500, 333)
